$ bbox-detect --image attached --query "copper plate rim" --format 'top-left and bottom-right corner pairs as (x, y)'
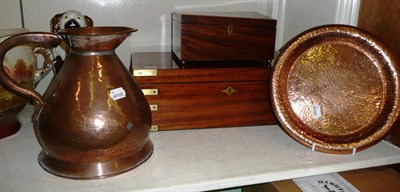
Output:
(271, 24), (400, 154)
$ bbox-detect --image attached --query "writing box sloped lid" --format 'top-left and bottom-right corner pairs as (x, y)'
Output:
(131, 52), (270, 84)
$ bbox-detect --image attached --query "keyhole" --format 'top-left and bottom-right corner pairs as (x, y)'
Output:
(227, 25), (234, 38)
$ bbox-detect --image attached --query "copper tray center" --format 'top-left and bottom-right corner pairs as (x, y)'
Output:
(287, 43), (384, 136)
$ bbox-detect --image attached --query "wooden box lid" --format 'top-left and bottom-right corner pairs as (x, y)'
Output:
(130, 52), (271, 84)
(172, 12), (276, 27)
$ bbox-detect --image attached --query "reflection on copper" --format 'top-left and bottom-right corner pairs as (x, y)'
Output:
(93, 115), (106, 131)
(74, 81), (81, 102)
(97, 163), (104, 176)
(271, 25), (400, 154)
(97, 61), (103, 82)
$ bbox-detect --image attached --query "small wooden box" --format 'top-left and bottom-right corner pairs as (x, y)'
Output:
(131, 52), (277, 131)
(171, 12), (277, 64)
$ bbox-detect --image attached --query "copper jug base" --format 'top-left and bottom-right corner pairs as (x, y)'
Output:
(38, 140), (154, 179)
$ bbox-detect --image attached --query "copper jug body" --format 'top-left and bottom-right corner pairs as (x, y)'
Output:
(0, 27), (153, 179)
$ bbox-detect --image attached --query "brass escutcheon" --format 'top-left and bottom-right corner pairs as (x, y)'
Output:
(221, 86), (238, 96)
(227, 25), (234, 38)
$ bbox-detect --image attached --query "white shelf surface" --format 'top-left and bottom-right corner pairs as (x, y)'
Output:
(1, 107), (399, 192)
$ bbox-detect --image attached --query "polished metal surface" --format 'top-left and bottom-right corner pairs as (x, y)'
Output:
(38, 141), (153, 179)
(271, 25), (400, 154)
(0, 27), (153, 179)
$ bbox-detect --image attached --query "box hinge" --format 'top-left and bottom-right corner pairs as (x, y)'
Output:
(150, 104), (158, 111)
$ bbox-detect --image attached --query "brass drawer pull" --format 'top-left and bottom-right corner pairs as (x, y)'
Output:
(221, 86), (237, 96)
(150, 104), (158, 111)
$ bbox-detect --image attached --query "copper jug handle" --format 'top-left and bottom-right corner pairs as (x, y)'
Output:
(0, 32), (62, 105)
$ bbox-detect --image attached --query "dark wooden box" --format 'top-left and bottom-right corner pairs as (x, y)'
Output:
(131, 52), (277, 131)
(171, 12), (277, 64)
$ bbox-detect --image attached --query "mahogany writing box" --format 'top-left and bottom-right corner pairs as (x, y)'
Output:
(131, 52), (277, 131)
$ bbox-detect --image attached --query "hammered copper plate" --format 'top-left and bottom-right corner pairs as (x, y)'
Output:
(271, 25), (400, 154)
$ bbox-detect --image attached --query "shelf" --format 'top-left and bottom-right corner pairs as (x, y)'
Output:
(1, 106), (399, 191)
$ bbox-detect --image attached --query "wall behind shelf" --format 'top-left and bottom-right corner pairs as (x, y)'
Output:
(0, 0), (359, 94)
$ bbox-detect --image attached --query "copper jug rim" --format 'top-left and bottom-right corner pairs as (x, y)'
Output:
(58, 26), (137, 36)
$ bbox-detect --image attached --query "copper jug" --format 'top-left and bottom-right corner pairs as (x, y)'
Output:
(0, 27), (153, 179)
